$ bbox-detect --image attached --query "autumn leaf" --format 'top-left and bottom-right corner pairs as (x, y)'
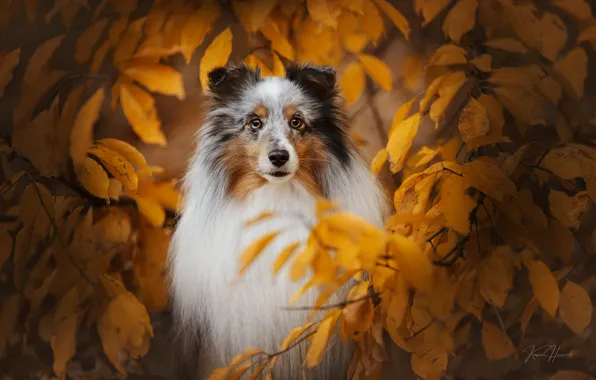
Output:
(24, 35), (64, 86)
(76, 18), (109, 64)
(233, 0), (278, 32)
(88, 144), (138, 191)
(416, 0), (451, 26)
(554, 47), (587, 99)
(0, 48), (20, 98)
(481, 321), (515, 360)
(69, 88), (105, 167)
(411, 347), (448, 380)
(389, 234), (433, 291)
(260, 18), (295, 60)
(373, 0), (410, 39)
(200, 27), (233, 91)
(549, 190), (590, 229)
(124, 63), (185, 99)
(470, 54), (491, 72)
(550, 371), (596, 380)
(340, 62), (365, 104)
(120, 83), (166, 145)
(559, 281), (593, 334)
(305, 309), (341, 367)
(357, 53), (392, 91)
(113, 17), (145, 65)
(438, 174), (475, 234)
(238, 231), (280, 276)
(51, 313), (78, 379)
(389, 98), (416, 139)
(526, 259), (559, 317)
(458, 98), (489, 143)
(386, 113), (421, 173)
(76, 157), (110, 199)
(477, 94), (504, 136)
(98, 138), (151, 175)
(485, 38), (528, 53)
(442, 0), (478, 44)
(462, 159), (516, 201)
(371, 148), (388, 176)
(272, 242), (301, 275)
(180, 0), (221, 63)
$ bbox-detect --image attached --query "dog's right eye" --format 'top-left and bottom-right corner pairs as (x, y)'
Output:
(248, 118), (262, 131)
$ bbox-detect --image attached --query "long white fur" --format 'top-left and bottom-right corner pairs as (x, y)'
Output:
(169, 75), (389, 379)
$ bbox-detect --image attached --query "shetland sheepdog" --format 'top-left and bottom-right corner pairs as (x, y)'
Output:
(168, 63), (389, 379)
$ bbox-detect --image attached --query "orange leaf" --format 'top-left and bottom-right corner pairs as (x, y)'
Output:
(305, 310), (341, 367)
(357, 53), (392, 91)
(442, 0), (478, 44)
(69, 88), (105, 167)
(124, 63), (185, 99)
(200, 28), (233, 91)
(458, 98), (489, 143)
(481, 321), (515, 360)
(526, 259), (559, 317)
(0, 48), (20, 98)
(75, 18), (109, 64)
(559, 281), (593, 334)
(76, 157), (110, 199)
(340, 62), (365, 104)
(386, 113), (421, 173)
(120, 84), (166, 145)
(238, 231), (280, 276)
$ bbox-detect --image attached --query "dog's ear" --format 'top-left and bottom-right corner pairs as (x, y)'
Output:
(285, 64), (337, 101)
(206, 64), (260, 100)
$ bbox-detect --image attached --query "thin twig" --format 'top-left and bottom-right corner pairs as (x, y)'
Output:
(281, 293), (376, 311)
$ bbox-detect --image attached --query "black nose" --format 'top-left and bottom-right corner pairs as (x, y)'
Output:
(268, 149), (289, 167)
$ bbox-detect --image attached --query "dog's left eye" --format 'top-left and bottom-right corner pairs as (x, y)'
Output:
(248, 118), (262, 131)
(289, 116), (304, 130)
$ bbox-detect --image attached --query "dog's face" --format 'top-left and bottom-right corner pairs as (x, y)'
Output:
(206, 64), (350, 198)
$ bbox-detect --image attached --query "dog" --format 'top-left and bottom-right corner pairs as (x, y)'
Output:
(168, 62), (389, 379)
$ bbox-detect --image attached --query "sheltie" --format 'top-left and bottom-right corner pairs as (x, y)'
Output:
(169, 62), (389, 379)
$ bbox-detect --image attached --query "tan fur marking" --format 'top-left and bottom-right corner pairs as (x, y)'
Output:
(254, 105), (268, 119)
(222, 139), (266, 200)
(293, 135), (325, 197)
(284, 105), (297, 121)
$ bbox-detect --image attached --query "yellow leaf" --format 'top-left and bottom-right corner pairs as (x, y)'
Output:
(411, 347), (448, 380)
(385, 274), (409, 327)
(239, 231), (280, 276)
(549, 190), (590, 229)
(76, 18), (109, 64)
(200, 28), (233, 91)
(341, 32), (369, 54)
(357, 53), (392, 91)
(260, 18), (295, 60)
(438, 174), (475, 234)
(389, 98), (416, 139)
(271, 51), (286, 77)
(359, 1), (384, 43)
(305, 309), (341, 367)
(429, 72), (467, 126)
(120, 84), (166, 145)
(124, 63), (185, 99)
(554, 47), (587, 99)
(481, 321), (515, 360)
(407, 146), (439, 169)
(273, 242), (301, 275)
(550, 371), (596, 380)
(477, 94), (504, 136)
(499, 1), (567, 61)
(485, 38), (528, 53)
(386, 113), (421, 173)
(307, 0), (341, 28)
(0, 48), (20, 98)
(520, 298), (539, 336)
(542, 146), (583, 180)
(470, 54), (491, 72)
(24, 35), (64, 86)
(389, 234), (433, 291)
(427, 44), (467, 66)
(478, 247), (517, 308)
(340, 62), (365, 104)
(88, 144), (138, 191)
(526, 259), (559, 317)
(466, 135), (511, 151)
(442, 0), (478, 44)
(270, 322), (314, 371)
(456, 273), (484, 320)
(244, 54), (273, 77)
(559, 281), (592, 334)
(494, 86), (546, 126)
(488, 65), (545, 87)
(69, 88), (105, 167)
(108, 17), (128, 47)
(578, 24), (596, 42)
(98, 138), (150, 174)
(133, 195), (166, 227)
(552, 0), (592, 21)
(462, 159), (516, 201)
(373, 0), (410, 39)
(232, 0), (278, 32)
(458, 98), (489, 143)
(0, 294), (22, 357)
(113, 17), (145, 65)
(51, 313), (78, 379)
(76, 157), (110, 199)
(370, 148), (388, 175)
(180, 0), (221, 63)
(415, 0), (451, 26)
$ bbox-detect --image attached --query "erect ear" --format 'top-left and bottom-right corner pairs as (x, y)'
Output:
(285, 64), (337, 101)
(206, 64), (260, 99)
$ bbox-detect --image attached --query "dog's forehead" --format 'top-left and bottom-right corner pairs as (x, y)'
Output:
(239, 77), (310, 114)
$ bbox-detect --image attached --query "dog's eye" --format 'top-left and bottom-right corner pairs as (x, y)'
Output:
(248, 118), (262, 131)
(289, 116), (304, 130)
